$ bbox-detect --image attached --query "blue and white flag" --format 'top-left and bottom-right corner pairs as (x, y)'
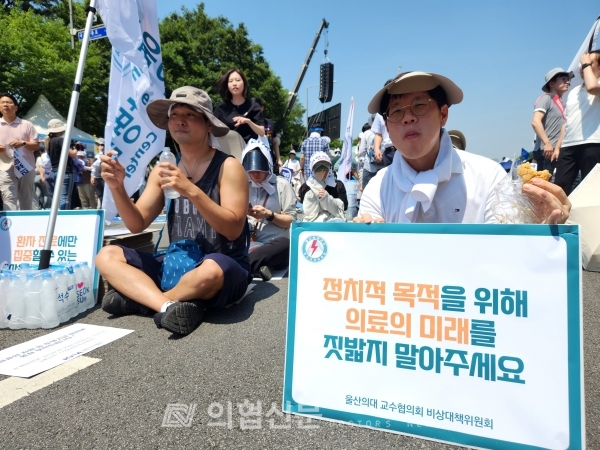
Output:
(96, 0), (166, 223)
(336, 98), (354, 181)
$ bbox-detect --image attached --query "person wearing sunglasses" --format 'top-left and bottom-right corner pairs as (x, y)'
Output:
(355, 71), (571, 225)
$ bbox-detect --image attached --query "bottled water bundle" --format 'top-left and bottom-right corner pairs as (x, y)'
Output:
(0, 262), (95, 330)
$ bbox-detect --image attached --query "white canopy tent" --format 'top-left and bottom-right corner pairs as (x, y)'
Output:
(23, 95), (96, 148)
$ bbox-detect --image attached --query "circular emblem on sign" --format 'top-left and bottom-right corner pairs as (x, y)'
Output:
(0, 217), (11, 231)
(302, 235), (328, 262)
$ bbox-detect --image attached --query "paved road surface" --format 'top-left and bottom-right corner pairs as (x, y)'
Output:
(0, 270), (598, 449)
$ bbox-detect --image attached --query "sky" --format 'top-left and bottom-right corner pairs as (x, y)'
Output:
(156, 1), (598, 161)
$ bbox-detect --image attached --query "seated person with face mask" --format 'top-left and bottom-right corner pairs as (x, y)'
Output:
(243, 139), (297, 281)
(298, 151), (346, 222)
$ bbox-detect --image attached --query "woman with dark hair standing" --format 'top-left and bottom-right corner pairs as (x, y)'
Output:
(45, 118), (76, 210)
(213, 68), (265, 143)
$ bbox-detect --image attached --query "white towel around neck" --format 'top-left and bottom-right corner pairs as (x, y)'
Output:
(390, 129), (461, 222)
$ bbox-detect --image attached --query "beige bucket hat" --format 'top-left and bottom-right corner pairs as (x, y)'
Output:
(146, 86), (229, 137)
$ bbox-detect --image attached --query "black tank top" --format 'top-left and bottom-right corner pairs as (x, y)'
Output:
(167, 150), (249, 268)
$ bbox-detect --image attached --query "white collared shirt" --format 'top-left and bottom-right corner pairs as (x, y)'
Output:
(359, 148), (507, 224)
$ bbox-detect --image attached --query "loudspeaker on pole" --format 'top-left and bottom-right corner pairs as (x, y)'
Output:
(319, 62), (334, 103)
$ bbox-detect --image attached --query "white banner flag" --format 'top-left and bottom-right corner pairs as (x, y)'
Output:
(336, 98), (354, 181)
(96, 0), (166, 223)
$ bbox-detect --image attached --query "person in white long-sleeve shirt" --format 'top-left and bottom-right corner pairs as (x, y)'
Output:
(298, 151), (345, 222)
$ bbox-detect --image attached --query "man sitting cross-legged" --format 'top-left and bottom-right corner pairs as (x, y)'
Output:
(95, 86), (252, 336)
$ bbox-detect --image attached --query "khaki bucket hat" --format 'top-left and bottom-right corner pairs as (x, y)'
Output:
(368, 71), (463, 115)
(146, 86), (229, 137)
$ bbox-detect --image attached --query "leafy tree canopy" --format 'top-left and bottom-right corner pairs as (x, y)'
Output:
(1, 2), (304, 150)
(160, 4), (305, 152)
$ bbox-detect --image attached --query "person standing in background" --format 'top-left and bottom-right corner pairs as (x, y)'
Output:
(531, 68), (572, 174)
(213, 68), (265, 143)
(91, 138), (106, 208)
(34, 145), (52, 209)
(299, 126), (330, 180)
(554, 52), (600, 195)
(45, 119), (76, 210)
(0, 92), (40, 210)
(76, 148), (96, 208)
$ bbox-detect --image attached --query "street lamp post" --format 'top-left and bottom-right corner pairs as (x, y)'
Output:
(305, 84), (319, 135)
(305, 81), (337, 135)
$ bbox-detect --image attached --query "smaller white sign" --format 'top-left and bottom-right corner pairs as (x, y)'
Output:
(0, 324), (133, 378)
(12, 148), (33, 178)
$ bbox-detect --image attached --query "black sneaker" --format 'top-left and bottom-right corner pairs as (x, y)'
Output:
(153, 301), (205, 335)
(101, 289), (152, 316)
(258, 266), (272, 281)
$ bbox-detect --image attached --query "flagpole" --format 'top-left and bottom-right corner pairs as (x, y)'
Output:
(38, 0), (98, 270)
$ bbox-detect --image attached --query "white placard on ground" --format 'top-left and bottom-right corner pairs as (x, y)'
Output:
(0, 324), (133, 378)
(283, 222), (583, 450)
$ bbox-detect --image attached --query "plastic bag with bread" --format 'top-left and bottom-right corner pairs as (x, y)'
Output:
(490, 162), (549, 223)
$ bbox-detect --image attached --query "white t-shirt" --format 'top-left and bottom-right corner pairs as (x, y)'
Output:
(283, 158), (301, 172)
(359, 147), (507, 224)
(562, 80), (600, 148)
(370, 113), (393, 149)
(36, 153), (52, 178)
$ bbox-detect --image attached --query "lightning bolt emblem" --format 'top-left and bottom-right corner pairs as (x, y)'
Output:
(310, 239), (319, 256)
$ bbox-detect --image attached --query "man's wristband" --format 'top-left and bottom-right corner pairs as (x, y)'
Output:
(266, 211), (275, 221)
(582, 63), (592, 71)
(21, 141), (26, 148)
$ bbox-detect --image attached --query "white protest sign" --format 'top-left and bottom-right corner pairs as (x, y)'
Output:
(283, 222), (583, 449)
(0, 210), (104, 301)
(12, 147), (33, 178)
(0, 324), (133, 378)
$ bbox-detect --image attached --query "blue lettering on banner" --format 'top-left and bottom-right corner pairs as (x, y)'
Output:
(138, 32), (164, 82)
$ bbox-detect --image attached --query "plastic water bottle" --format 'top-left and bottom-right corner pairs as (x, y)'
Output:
(0, 273), (9, 328)
(39, 271), (59, 329)
(24, 272), (43, 329)
(7, 273), (26, 329)
(54, 268), (70, 323)
(159, 147), (180, 199)
(80, 262), (95, 310)
(19, 262), (34, 281)
(65, 265), (78, 319)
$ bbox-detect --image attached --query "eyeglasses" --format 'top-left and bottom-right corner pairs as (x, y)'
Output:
(384, 98), (437, 123)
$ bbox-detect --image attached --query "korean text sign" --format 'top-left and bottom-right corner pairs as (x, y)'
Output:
(283, 223), (583, 449)
(0, 210), (105, 301)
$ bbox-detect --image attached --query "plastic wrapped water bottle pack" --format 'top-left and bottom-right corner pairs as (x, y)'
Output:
(0, 262), (95, 330)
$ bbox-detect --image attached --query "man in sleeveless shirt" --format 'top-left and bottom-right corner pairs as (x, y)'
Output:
(95, 87), (251, 336)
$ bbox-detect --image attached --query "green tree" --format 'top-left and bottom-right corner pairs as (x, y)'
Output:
(0, 3), (110, 137)
(329, 139), (343, 150)
(0, 0), (58, 15)
(159, 4), (305, 151)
